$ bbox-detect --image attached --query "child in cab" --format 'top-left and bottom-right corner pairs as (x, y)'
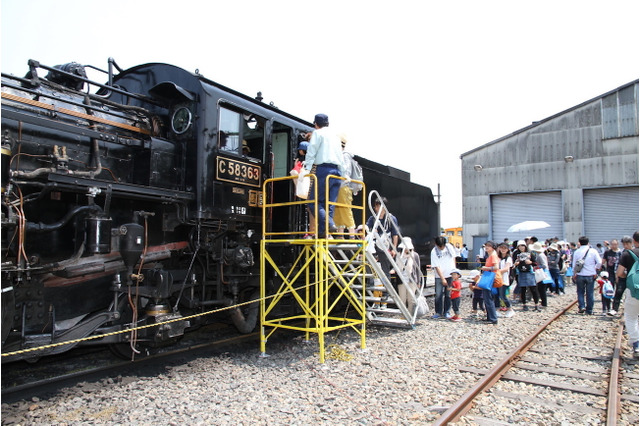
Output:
(450, 269), (463, 322)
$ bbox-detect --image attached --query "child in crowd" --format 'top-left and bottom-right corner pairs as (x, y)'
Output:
(596, 271), (614, 315)
(449, 269), (463, 322)
(467, 270), (484, 318)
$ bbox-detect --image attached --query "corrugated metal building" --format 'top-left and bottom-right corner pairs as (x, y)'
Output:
(460, 80), (639, 256)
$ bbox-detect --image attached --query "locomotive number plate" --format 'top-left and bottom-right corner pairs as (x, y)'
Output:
(216, 157), (261, 188)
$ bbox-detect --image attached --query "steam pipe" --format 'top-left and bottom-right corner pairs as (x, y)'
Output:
(26, 205), (102, 233)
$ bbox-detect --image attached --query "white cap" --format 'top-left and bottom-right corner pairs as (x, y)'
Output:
(398, 236), (414, 250)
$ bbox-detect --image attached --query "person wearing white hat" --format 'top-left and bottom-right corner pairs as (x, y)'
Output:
(514, 240), (540, 312)
(530, 242), (549, 308)
(546, 243), (565, 295)
(395, 236), (421, 313)
(334, 134), (361, 238)
(596, 271), (614, 315)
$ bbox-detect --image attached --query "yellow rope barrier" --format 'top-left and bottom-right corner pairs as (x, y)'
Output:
(1, 280), (318, 358)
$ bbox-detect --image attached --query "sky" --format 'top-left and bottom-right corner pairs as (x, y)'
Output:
(2, 0), (639, 228)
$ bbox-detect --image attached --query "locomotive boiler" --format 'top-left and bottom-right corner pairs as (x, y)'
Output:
(1, 59), (439, 362)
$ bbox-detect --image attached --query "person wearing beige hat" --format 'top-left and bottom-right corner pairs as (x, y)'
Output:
(529, 242), (549, 307)
(547, 243), (565, 295)
(395, 236), (421, 313)
(514, 240), (540, 311)
(334, 134), (362, 238)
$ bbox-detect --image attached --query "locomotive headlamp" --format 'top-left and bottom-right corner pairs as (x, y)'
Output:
(171, 106), (192, 134)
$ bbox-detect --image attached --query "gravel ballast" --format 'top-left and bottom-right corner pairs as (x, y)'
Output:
(2, 287), (637, 425)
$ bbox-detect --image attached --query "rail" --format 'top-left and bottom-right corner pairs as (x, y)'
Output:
(433, 299), (629, 425)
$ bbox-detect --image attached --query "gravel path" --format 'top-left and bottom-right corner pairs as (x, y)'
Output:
(2, 287), (637, 425)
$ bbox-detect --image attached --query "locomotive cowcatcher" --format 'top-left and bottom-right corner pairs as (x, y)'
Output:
(1, 59), (316, 361)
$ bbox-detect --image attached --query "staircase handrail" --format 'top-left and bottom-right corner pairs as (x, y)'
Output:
(365, 191), (424, 321)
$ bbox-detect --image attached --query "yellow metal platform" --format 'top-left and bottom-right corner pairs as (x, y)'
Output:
(260, 174), (367, 362)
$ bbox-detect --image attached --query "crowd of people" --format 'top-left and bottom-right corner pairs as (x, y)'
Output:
(291, 112), (638, 356)
(429, 233), (639, 355)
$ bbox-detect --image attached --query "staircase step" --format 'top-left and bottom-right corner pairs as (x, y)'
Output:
(333, 258), (364, 262)
(328, 243), (363, 250)
(339, 273), (374, 278)
(369, 317), (414, 329)
(364, 296), (394, 303)
(367, 307), (402, 315)
(352, 285), (385, 291)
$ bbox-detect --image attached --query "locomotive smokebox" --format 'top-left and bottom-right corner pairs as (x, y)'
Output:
(119, 224), (145, 269)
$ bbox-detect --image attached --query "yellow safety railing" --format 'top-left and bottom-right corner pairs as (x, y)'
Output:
(260, 173), (367, 362)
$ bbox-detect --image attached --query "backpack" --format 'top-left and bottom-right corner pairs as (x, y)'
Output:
(602, 281), (615, 299)
(626, 250), (639, 300)
(346, 153), (363, 194)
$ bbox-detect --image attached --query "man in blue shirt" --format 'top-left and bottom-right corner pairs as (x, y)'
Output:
(303, 114), (345, 237)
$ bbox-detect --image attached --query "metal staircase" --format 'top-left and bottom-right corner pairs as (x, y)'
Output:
(325, 191), (425, 328)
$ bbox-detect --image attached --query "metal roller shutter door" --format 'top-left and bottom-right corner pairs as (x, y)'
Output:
(583, 186), (639, 244)
(491, 192), (563, 242)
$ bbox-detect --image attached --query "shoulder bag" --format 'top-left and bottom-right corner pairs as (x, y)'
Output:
(477, 271), (495, 291)
(534, 267), (547, 283)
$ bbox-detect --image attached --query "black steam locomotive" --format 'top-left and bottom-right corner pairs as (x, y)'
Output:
(1, 59), (438, 362)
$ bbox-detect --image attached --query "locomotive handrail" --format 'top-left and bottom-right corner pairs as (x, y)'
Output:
(18, 59), (165, 107)
(1, 92), (152, 136)
(0, 80), (153, 120)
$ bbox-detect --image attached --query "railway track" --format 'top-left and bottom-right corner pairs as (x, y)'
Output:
(434, 300), (639, 425)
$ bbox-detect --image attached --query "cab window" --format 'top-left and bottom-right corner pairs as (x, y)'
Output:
(219, 108), (240, 152)
(218, 105), (264, 162)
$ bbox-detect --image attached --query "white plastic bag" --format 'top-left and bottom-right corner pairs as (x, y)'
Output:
(416, 296), (429, 317)
(296, 169), (311, 199)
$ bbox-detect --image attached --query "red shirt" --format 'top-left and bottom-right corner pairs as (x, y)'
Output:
(450, 279), (462, 299)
